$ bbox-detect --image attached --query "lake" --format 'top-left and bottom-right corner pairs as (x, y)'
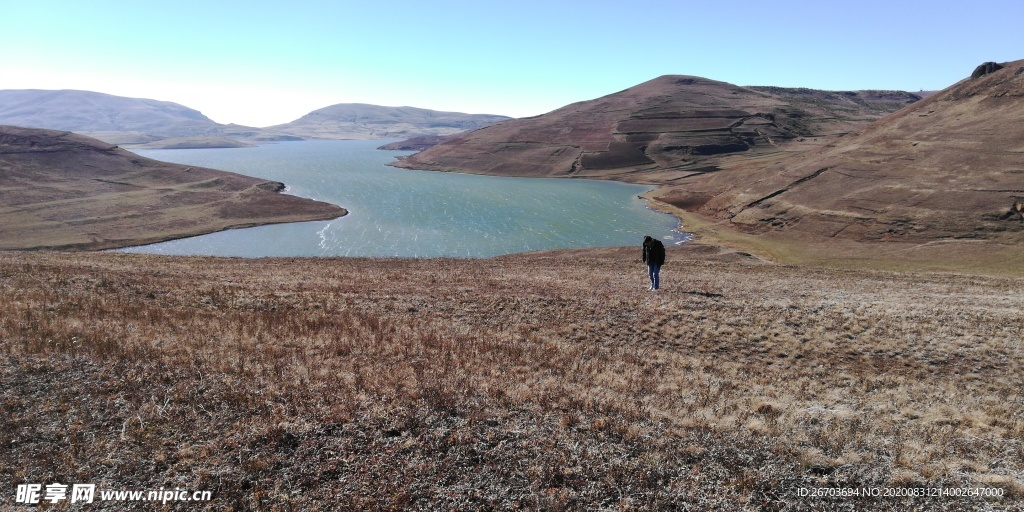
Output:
(118, 140), (686, 258)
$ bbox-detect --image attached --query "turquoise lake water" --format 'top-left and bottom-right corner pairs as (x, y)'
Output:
(118, 140), (686, 258)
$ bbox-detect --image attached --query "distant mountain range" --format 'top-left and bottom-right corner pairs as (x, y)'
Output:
(0, 89), (222, 138)
(269, 103), (510, 140)
(0, 90), (511, 147)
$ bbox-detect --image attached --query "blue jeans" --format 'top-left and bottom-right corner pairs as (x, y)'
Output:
(648, 263), (661, 290)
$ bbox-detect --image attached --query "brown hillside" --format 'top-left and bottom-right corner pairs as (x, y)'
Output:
(0, 126), (345, 250)
(648, 60), (1024, 268)
(393, 76), (919, 183)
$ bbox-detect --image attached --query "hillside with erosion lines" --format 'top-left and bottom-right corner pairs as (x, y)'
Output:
(647, 60), (1024, 269)
(392, 76), (920, 183)
(394, 63), (1024, 272)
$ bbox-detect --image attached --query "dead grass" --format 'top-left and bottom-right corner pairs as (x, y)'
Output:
(1, 248), (1023, 510)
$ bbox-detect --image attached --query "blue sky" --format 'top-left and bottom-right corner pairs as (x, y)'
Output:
(2, 0), (1021, 127)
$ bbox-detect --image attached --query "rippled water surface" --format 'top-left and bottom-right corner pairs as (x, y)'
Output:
(119, 140), (685, 258)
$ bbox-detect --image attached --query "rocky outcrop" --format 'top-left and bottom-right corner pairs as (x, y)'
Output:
(971, 61), (1004, 79)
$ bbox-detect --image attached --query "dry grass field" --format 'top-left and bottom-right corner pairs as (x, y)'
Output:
(2, 247), (1023, 510)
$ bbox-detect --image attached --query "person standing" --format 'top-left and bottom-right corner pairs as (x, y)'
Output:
(642, 235), (666, 291)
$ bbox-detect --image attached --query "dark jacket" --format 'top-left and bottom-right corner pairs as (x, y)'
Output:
(643, 238), (666, 266)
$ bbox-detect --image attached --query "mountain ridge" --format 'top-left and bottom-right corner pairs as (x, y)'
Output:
(0, 90), (511, 147)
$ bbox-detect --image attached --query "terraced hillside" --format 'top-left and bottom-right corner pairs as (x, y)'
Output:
(392, 76), (919, 183)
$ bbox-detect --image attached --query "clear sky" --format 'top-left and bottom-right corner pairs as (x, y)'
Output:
(3, 0), (1021, 127)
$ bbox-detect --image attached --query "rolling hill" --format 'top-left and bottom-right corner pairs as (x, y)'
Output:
(0, 125), (345, 250)
(0, 90), (225, 138)
(269, 103), (511, 140)
(644, 60), (1024, 269)
(392, 76), (920, 182)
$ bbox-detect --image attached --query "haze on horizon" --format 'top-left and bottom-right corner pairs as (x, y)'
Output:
(2, 0), (1022, 127)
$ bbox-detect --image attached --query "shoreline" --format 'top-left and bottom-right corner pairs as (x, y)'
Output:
(0, 127), (349, 252)
(17, 132), (1012, 274)
(387, 156), (774, 260)
(390, 156), (1024, 276)
(103, 209), (347, 253)
(4, 193), (347, 253)
(101, 142), (681, 258)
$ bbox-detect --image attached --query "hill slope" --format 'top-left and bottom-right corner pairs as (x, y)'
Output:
(393, 76), (919, 182)
(646, 60), (1024, 267)
(0, 90), (224, 138)
(271, 103), (511, 140)
(0, 126), (345, 250)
